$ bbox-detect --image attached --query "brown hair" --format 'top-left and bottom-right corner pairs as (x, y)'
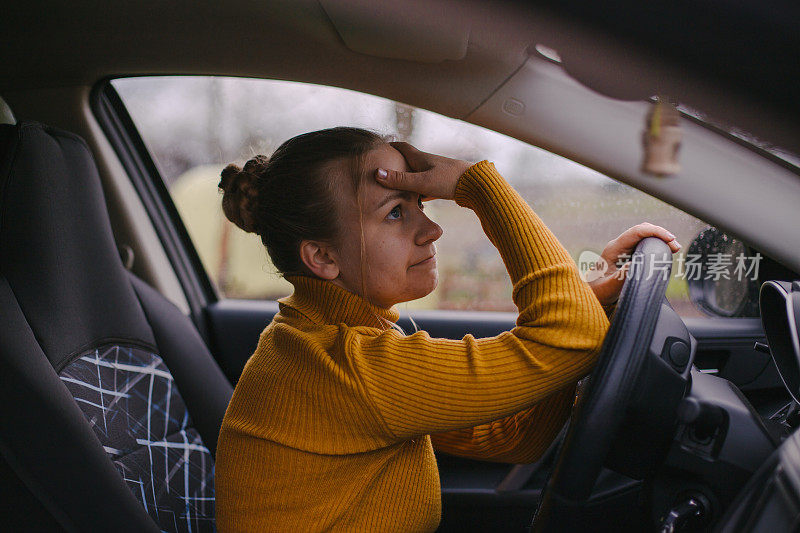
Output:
(218, 127), (386, 275)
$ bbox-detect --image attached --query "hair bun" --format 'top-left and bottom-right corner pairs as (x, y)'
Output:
(219, 163), (259, 234)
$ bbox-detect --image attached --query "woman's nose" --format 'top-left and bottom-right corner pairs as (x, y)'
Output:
(415, 213), (443, 245)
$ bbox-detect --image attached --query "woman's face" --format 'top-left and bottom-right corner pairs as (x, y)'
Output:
(332, 144), (443, 308)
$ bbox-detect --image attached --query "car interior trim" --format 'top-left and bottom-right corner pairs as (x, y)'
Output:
(91, 82), (218, 328)
(467, 56), (800, 274)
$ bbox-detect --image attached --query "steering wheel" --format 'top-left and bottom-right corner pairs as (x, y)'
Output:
(531, 237), (674, 532)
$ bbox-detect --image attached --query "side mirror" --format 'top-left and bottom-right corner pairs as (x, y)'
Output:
(686, 227), (760, 317)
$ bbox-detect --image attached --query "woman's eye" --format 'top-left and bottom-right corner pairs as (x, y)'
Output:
(418, 196), (425, 210)
(387, 205), (402, 220)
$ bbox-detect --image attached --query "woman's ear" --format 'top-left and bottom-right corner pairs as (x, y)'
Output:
(299, 240), (340, 280)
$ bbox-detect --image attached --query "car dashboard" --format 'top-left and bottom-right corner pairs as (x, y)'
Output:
(706, 280), (800, 531)
(662, 279), (800, 531)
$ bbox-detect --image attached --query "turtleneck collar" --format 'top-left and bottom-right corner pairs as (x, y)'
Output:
(279, 275), (400, 330)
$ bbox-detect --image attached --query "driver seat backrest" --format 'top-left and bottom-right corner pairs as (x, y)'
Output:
(0, 121), (233, 532)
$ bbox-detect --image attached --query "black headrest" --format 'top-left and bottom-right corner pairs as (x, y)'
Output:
(0, 121), (155, 371)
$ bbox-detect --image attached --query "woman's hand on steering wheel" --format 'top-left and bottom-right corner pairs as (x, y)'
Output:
(589, 223), (682, 307)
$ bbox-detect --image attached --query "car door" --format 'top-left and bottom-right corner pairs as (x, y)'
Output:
(100, 76), (794, 532)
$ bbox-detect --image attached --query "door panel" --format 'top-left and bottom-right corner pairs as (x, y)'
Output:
(205, 299), (279, 386)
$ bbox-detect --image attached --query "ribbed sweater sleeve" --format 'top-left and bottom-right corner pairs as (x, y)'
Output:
(430, 384), (576, 463)
(345, 161), (610, 441)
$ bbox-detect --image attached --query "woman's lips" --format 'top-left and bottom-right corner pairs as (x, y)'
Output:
(411, 255), (436, 267)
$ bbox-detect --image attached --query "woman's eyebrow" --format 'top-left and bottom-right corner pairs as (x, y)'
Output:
(374, 190), (414, 211)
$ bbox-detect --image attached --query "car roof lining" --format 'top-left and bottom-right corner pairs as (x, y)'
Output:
(318, 0), (471, 63)
(0, 1), (529, 120)
(2, 1), (796, 154)
(2, 0), (799, 288)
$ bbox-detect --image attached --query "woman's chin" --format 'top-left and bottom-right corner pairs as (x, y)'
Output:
(394, 274), (438, 306)
(416, 272), (439, 298)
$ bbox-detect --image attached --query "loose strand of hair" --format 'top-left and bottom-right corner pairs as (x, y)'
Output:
(405, 304), (420, 334)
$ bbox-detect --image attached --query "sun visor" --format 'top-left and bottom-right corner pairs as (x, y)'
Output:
(319, 0), (470, 63)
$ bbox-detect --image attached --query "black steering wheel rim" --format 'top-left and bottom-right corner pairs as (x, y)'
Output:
(532, 237), (674, 532)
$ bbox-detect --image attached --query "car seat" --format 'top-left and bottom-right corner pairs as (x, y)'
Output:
(0, 118), (233, 532)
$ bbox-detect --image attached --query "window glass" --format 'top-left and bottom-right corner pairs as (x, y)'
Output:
(113, 76), (713, 317)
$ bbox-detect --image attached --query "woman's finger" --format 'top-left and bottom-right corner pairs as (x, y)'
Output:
(376, 166), (437, 197)
(378, 144), (471, 200)
(389, 141), (432, 172)
(609, 223), (681, 255)
(616, 223), (674, 247)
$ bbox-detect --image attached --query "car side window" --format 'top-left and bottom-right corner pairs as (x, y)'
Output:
(113, 76), (714, 318)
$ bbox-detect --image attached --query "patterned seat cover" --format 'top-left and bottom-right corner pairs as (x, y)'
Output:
(59, 344), (216, 533)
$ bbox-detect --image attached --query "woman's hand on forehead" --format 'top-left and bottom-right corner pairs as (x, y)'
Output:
(375, 142), (472, 201)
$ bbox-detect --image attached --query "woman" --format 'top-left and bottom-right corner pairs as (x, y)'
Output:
(214, 127), (680, 532)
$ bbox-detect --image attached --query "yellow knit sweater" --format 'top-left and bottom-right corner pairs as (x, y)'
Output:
(215, 161), (610, 532)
